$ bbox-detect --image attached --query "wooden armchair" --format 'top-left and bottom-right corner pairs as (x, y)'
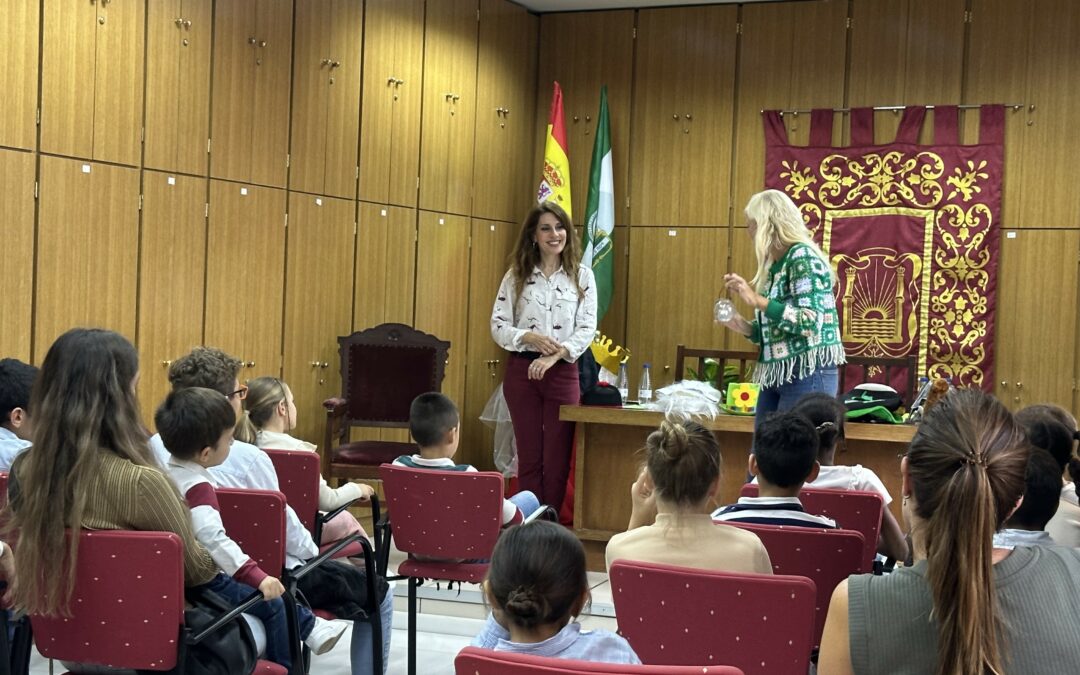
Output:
(840, 355), (919, 405)
(322, 323), (451, 483)
(674, 345), (758, 390)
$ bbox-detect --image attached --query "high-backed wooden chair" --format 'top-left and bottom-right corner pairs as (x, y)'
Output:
(673, 346), (757, 390)
(323, 323), (451, 483)
(840, 355), (919, 405)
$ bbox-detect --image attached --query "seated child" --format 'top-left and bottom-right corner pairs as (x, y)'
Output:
(472, 521), (640, 664)
(786, 393), (908, 559)
(712, 411), (836, 528)
(0, 358), (37, 471)
(395, 392), (540, 525)
(156, 387), (349, 667)
(606, 419), (772, 575)
(1015, 406), (1080, 548)
(1017, 403), (1080, 505)
(236, 376), (373, 542)
(993, 448), (1062, 548)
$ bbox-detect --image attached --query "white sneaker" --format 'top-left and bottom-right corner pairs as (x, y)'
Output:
(306, 617), (349, 655)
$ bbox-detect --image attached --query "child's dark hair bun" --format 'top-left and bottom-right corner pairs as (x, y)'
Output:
(504, 586), (548, 623)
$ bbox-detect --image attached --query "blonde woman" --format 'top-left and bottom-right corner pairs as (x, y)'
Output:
(720, 189), (845, 426)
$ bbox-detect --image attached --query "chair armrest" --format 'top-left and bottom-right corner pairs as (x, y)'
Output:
(314, 494), (381, 547)
(323, 397), (348, 417)
(185, 587), (266, 645)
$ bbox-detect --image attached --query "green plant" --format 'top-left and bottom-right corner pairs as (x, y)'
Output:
(686, 358), (739, 390)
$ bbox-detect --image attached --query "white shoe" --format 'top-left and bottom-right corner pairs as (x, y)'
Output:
(306, 617), (349, 655)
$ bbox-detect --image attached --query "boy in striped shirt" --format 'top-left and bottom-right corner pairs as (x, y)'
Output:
(713, 411), (836, 528)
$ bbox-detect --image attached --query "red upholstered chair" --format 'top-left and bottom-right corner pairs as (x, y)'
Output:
(454, 647), (746, 674)
(323, 323), (451, 483)
(724, 522), (864, 650)
(739, 484), (884, 571)
(380, 464), (504, 675)
(264, 449), (383, 567)
(609, 561), (817, 675)
(217, 488), (385, 675)
(29, 530), (286, 674)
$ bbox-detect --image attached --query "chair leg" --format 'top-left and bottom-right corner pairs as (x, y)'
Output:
(408, 577), (418, 675)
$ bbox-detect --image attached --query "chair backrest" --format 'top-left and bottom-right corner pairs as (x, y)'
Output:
(724, 522), (864, 649)
(455, 647), (745, 674)
(380, 464), (503, 560)
(30, 530), (185, 670)
(338, 323), (451, 428)
(738, 484), (883, 571)
(610, 561), (816, 675)
(264, 449), (321, 535)
(840, 355), (919, 405)
(673, 346), (757, 390)
(217, 488), (288, 574)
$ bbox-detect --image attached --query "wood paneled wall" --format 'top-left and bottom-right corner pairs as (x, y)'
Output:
(2, 0), (1078, 472)
(537, 0), (1080, 419)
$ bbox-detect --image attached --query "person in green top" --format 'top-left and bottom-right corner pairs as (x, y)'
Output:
(719, 189), (845, 429)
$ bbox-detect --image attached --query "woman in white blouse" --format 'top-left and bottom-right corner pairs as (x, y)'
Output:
(491, 202), (597, 513)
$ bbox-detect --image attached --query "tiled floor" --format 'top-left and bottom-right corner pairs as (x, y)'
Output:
(28, 546), (618, 674)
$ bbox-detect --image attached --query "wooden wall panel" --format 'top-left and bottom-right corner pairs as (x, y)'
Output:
(35, 157), (139, 354)
(282, 194), (356, 444)
(849, 0), (966, 144)
(323, 0), (364, 199)
(732, 0), (847, 213)
(249, 0), (294, 188)
(93, 0), (145, 166)
(40, 0), (97, 160)
(536, 11), (634, 225)
(0, 150), (36, 361)
(209, 0), (257, 182)
(0, 0), (40, 150)
(630, 5), (738, 226)
(354, 203), (417, 329)
(138, 171), (208, 426)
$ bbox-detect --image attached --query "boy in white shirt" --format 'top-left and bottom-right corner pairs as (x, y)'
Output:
(0, 358), (37, 471)
(156, 387), (348, 667)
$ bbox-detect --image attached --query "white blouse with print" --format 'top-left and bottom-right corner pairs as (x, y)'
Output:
(490, 265), (598, 362)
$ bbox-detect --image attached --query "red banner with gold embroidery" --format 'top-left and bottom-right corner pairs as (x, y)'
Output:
(764, 105), (1005, 393)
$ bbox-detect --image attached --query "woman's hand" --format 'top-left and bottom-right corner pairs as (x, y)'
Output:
(720, 312), (754, 337)
(527, 354), (561, 380)
(521, 331), (562, 356)
(724, 273), (766, 310)
(627, 468), (658, 530)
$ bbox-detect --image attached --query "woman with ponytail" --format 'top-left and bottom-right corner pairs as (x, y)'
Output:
(472, 521), (639, 664)
(818, 388), (1080, 675)
(605, 419), (771, 574)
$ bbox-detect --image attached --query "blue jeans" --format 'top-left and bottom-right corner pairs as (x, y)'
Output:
(754, 367), (840, 430)
(201, 573), (314, 670)
(350, 584), (394, 675)
(509, 490), (541, 520)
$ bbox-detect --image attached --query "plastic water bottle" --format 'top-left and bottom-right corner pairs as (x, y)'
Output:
(616, 363), (630, 402)
(638, 363), (653, 403)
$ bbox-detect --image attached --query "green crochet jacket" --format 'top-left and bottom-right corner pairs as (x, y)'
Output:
(747, 243), (845, 388)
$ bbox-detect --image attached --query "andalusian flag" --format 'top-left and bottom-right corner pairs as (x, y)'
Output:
(537, 81), (572, 219)
(582, 86), (614, 320)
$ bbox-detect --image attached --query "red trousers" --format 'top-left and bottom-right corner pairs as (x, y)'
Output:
(503, 353), (580, 511)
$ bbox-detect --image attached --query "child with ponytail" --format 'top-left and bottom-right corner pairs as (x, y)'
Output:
(818, 389), (1080, 675)
(606, 419), (771, 574)
(472, 521), (639, 664)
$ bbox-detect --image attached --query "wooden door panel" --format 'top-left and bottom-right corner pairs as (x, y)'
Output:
(289, 0), (331, 195)
(415, 212), (471, 415)
(138, 171), (208, 427)
(322, 0), (363, 199)
(283, 194), (356, 444)
(41, 0), (96, 159)
(419, 0), (479, 215)
(462, 218), (517, 469)
(144, 0), (184, 171)
(0, 0), (40, 150)
(625, 227), (728, 392)
(354, 202), (417, 329)
(93, 0), (145, 165)
(537, 11), (634, 226)
(250, 0), (293, 188)
(205, 181), (286, 373)
(36, 157), (139, 354)
(176, 0), (214, 175)
(357, 0), (398, 204)
(210, 0), (256, 182)
(473, 0), (538, 222)
(387, 0), (425, 208)
(0, 150), (36, 361)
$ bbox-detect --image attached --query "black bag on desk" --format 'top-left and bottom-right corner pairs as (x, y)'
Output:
(176, 589), (259, 675)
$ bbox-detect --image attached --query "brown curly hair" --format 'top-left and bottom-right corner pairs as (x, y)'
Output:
(167, 347), (242, 396)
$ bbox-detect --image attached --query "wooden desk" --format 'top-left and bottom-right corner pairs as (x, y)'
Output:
(561, 405), (916, 570)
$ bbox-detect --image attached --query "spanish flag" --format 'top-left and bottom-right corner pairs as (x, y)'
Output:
(537, 81), (572, 219)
